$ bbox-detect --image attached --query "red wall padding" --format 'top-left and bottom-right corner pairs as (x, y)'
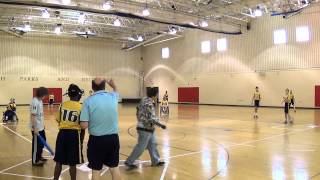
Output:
(178, 87), (199, 103)
(33, 88), (62, 104)
(315, 86), (320, 107)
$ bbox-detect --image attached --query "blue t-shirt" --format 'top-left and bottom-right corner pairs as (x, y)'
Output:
(80, 90), (119, 136)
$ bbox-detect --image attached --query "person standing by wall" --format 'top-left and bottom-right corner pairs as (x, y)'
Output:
(80, 78), (121, 180)
(282, 88), (292, 124)
(252, 86), (261, 120)
(49, 94), (55, 108)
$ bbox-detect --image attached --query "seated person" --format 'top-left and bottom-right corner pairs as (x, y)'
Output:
(9, 98), (16, 112)
(3, 98), (18, 122)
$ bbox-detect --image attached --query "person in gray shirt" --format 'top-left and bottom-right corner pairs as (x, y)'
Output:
(30, 87), (48, 166)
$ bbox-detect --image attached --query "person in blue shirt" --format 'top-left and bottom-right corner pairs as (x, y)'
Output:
(80, 78), (121, 180)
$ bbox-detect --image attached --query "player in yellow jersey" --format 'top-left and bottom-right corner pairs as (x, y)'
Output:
(282, 88), (292, 124)
(252, 87), (261, 119)
(289, 90), (296, 112)
(53, 84), (85, 180)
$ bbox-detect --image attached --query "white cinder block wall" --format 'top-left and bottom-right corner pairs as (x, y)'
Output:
(0, 34), (143, 104)
(142, 5), (320, 108)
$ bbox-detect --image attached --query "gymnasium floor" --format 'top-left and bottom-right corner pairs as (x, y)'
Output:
(0, 104), (320, 180)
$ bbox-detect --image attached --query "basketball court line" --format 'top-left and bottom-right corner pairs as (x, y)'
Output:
(0, 172), (53, 179)
(0, 159), (31, 173)
(0, 119), (316, 179)
(159, 160), (169, 180)
(0, 123), (51, 154)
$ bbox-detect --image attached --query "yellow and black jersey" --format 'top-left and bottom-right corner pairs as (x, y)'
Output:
(289, 94), (295, 102)
(56, 101), (82, 130)
(283, 95), (290, 103)
(8, 103), (16, 111)
(253, 92), (261, 101)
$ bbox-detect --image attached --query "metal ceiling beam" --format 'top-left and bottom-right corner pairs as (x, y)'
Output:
(0, 1), (242, 34)
(125, 33), (167, 51)
(143, 35), (183, 47)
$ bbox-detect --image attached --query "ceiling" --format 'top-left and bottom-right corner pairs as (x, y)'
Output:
(0, 0), (315, 50)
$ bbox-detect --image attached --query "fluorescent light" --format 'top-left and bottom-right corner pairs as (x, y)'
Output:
(273, 29), (287, 44)
(24, 23), (31, 31)
(55, 24), (62, 35)
(200, 20), (208, 27)
(42, 9), (50, 18)
(217, 38), (227, 51)
(103, 1), (112, 10)
(296, 26), (310, 42)
(78, 13), (86, 24)
(61, 0), (71, 5)
(169, 27), (177, 35)
(142, 8), (150, 16)
(113, 19), (121, 27)
(189, 22), (197, 26)
(254, 9), (262, 17)
(162, 47), (170, 59)
(137, 36), (144, 42)
(201, 41), (211, 54)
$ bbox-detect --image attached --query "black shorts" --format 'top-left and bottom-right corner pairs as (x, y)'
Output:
(49, 99), (54, 105)
(284, 103), (289, 113)
(54, 129), (84, 166)
(290, 100), (295, 108)
(254, 100), (260, 107)
(87, 134), (120, 170)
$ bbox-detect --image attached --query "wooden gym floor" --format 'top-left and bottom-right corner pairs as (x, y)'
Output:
(0, 104), (320, 180)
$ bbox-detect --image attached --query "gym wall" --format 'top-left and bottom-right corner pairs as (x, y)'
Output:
(142, 5), (320, 108)
(0, 34), (143, 105)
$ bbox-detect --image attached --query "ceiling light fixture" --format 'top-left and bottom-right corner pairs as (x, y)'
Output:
(169, 28), (177, 35)
(42, 9), (50, 18)
(142, 8), (150, 16)
(24, 22), (31, 32)
(113, 19), (121, 27)
(103, 1), (112, 10)
(61, 0), (71, 5)
(199, 20), (208, 27)
(142, 0), (150, 16)
(55, 24), (62, 35)
(78, 13), (86, 24)
(254, 6), (263, 17)
(137, 36), (144, 42)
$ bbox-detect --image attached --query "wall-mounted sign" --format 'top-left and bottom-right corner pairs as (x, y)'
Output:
(19, 76), (39, 81)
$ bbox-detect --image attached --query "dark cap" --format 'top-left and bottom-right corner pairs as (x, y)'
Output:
(64, 84), (84, 97)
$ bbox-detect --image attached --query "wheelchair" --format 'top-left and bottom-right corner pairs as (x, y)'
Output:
(2, 104), (18, 123)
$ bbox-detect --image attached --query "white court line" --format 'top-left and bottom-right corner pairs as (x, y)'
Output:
(160, 161), (170, 180)
(49, 167), (70, 179)
(0, 123), (51, 154)
(166, 126), (314, 160)
(0, 159), (31, 173)
(287, 149), (315, 152)
(100, 167), (109, 176)
(0, 172), (53, 179)
(0, 123), (32, 143)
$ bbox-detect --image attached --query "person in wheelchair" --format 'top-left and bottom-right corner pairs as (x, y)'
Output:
(3, 98), (18, 123)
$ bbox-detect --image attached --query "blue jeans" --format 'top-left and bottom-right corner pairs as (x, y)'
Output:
(126, 130), (160, 165)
